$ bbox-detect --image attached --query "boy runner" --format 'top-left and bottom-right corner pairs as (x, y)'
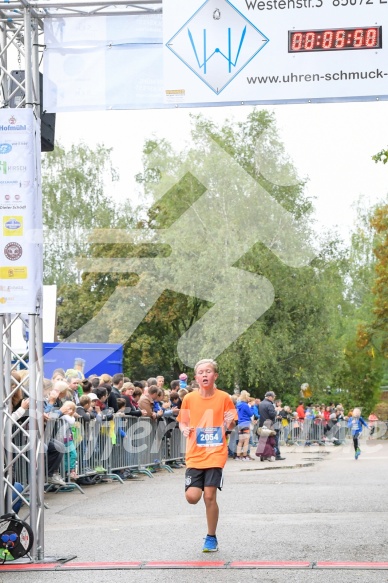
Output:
(178, 359), (237, 552)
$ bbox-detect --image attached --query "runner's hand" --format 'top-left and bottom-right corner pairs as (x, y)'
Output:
(182, 427), (194, 438)
(224, 410), (236, 425)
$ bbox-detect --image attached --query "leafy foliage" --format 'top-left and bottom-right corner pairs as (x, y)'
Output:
(370, 205), (388, 356)
(46, 114), (385, 410)
(42, 143), (120, 286)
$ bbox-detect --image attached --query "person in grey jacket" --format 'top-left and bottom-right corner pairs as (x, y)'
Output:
(258, 391), (285, 461)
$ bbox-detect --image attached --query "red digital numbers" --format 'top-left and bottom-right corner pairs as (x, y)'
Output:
(335, 30), (346, 49)
(289, 27), (381, 52)
(291, 32), (303, 51)
(305, 32), (316, 50)
(322, 31), (333, 49)
(365, 28), (377, 47)
(353, 29), (364, 48)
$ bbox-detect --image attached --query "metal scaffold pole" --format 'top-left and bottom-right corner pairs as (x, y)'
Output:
(0, 6), (44, 562)
(27, 314), (45, 561)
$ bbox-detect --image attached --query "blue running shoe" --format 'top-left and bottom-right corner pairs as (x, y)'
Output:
(355, 448), (360, 460)
(203, 535), (218, 552)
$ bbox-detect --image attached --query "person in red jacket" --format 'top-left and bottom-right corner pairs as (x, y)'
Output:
(296, 401), (305, 420)
(323, 406), (331, 422)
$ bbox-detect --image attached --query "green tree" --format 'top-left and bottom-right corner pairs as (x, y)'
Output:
(370, 204), (388, 357)
(56, 111), (353, 394)
(328, 197), (388, 413)
(53, 114), (384, 410)
(42, 143), (119, 286)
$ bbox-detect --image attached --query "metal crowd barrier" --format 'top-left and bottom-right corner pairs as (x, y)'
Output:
(277, 418), (385, 445)
(10, 415), (388, 497)
(278, 418), (345, 445)
(12, 415), (186, 493)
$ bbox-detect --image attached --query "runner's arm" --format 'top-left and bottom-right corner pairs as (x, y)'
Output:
(224, 409), (236, 430)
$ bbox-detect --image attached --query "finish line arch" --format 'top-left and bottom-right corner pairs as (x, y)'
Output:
(1, 0), (387, 563)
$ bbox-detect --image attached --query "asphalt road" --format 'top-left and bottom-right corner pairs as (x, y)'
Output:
(2, 438), (388, 583)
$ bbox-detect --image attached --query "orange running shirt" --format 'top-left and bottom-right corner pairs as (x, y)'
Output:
(177, 389), (237, 469)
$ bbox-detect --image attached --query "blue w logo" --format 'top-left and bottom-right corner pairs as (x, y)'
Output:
(188, 26), (247, 74)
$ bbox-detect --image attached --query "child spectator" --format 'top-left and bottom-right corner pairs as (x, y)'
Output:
(279, 405), (292, 445)
(75, 395), (97, 476)
(255, 419), (276, 461)
(179, 373), (188, 389)
(152, 388), (165, 419)
(236, 390), (253, 461)
(163, 392), (180, 425)
(76, 395), (93, 421)
(368, 412), (379, 438)
(178, 388), (188, 401)
(290, 412), (300, 444)
(49, 400), (78, 480)
(249, 397), (259, 419)
(170, 391), (182, 410)
(115, 398), (127, 416)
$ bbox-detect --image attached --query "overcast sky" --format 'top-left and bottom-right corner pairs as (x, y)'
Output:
(54, 100), (388, 242)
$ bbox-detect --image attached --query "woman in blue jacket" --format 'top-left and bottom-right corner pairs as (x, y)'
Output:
(348, 408), (369, 460)
(236, 390), (253, 461)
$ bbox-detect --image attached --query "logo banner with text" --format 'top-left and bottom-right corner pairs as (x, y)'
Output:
(43, 1), (388, 111)
(0, 110), (43, 314)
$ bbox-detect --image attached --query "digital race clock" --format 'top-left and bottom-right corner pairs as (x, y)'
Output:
(289, 27), (382, 53)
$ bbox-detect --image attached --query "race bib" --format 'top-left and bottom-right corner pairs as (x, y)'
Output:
(196, 427), (223, 447)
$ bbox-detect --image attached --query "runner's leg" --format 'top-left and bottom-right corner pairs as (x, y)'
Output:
(186, 487), (203, 505)
(203, 486), (219, 536)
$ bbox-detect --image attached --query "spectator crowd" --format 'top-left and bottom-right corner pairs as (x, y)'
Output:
(7, 368), (380, 508)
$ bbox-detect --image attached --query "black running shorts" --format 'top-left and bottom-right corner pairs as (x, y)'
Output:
(184, 467), (223, 491)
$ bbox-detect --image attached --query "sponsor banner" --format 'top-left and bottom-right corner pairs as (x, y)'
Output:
(0, 109), (43, 314)
(164, 0), (388, 104)
(44, 2), (388, 111)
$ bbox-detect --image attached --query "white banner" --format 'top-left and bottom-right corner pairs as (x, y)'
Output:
(44, 14), (164, 112)
(0, 109), (43, 314)
(44, 1), (388, 111)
